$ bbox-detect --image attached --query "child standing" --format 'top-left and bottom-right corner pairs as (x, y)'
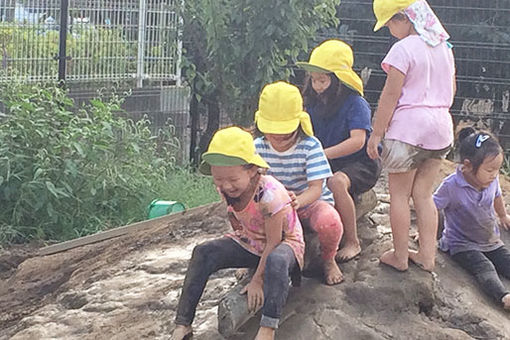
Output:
(254, 81), (344, 285)
(172, 127), (304, 340)
(367, 0), (456, 271)
(434, 128), (510, 309)
(296, 39), (382, 262)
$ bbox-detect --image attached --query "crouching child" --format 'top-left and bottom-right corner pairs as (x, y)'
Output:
(172, 127), (305, 340)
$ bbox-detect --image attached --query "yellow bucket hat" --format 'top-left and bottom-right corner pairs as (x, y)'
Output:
(199, 126), (269, 175)
(254, 81), (314, 136)
(296, 39), (364, 96)
(373, 0), (417, 31)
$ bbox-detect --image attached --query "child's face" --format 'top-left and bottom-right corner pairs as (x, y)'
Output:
(310, 72), (331, 95)
(385, 17), (413, 40)
(265, 131), (299, 152)
(211, 165), (258, 199)
(464, 153), (503, 189)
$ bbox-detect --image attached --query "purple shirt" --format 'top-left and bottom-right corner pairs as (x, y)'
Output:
(433, 167), (503, 255)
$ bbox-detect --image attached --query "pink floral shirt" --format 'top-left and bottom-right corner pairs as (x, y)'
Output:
(225, 175), (305, 269)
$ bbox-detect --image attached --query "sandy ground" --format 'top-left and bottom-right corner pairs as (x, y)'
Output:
(1, 160), (510, 339)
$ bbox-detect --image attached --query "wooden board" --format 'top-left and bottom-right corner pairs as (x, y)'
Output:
(38, 203), (220, 256)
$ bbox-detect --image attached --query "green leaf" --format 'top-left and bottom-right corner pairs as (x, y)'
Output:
(34, 168), (44, 180)
(64, 159), (78, 178)
(72, 142), (85, 157)
(45, 181), (59, 198)
(131, 142), (140, 153)
(47, 201), (56, 219)
(90, 99), (106, 109)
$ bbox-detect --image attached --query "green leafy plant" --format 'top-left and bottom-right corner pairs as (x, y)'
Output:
(0, 81), (218, 244)
(181, 0), (340, 161)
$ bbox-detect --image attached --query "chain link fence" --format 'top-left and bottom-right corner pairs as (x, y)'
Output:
(1, 0), (189, 161)
(309, 0), (510, 150)
(0, 0), (181, 85)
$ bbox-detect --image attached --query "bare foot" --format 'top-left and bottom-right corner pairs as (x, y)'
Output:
(323, 258), (344, 285)
(335, 241), (361, 263)
(379, 249), (408, 271)
(408, 249), (435, 272)
(254, 326), (275, 340)
(502, 294), (510, 310)
(171, 325), (193, 340)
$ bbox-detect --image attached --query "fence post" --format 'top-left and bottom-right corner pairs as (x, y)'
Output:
(136, 0), (147, 88)
(176, 0), (184, 87)
(58, 0), (70, 83)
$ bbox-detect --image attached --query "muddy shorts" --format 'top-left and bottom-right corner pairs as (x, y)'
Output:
(381, 139), (451, 173)
(329, 154), (382, 198)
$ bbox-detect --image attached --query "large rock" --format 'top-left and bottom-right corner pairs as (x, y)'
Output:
(218, 189), (378, 338)
(1, 168), (510, 339)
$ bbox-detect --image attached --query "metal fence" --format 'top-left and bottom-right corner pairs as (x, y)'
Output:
(0, 0), (181, 86)
(310, 0), (510, 150)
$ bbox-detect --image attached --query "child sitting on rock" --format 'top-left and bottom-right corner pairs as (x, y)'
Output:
(254, 81), (344, 285)
(171, 127), (304, 340)
(434, 127), (510, 310)
(297, 39), (381, 263)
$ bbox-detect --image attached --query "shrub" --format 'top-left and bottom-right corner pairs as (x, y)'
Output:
(0, 81), (208, 244)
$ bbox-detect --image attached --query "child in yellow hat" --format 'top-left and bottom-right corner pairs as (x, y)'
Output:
(296, 39), (382, 263)
(367, 0), (456, 272)
(254, 81), (344, 286)
(172, 127), (304, 340)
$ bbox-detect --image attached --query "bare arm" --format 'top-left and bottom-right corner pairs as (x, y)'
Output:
(243, 208), (286, 311)
(372, 66), (405, 137)
(367, 66), (405, 159)
(324, 129), (366, 159)
(494, 195), (510, 230)
(252, 209), (285, 281)
(290, 179), (323, 210)
(452, 74), (457, 97)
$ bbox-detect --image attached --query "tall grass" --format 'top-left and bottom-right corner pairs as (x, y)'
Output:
(160, 167), (220, 209)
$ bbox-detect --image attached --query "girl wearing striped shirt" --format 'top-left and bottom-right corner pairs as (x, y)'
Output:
(254, 81), (344, 285)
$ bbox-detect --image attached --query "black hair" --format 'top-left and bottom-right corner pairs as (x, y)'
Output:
(302, 72), (358, 118)
(457, 127), (503, 173)
(390, 12), (407, 22)
(252, 124), (307, 139)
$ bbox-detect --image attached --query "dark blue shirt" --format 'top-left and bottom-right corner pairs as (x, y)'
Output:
(306, 94), (372, 163)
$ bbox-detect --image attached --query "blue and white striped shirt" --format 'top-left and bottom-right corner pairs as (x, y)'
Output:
(254, 135), (334, 205)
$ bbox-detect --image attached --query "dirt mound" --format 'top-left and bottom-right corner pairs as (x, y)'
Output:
(1, 161), (509, 339)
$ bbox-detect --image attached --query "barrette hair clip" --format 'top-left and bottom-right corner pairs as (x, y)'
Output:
(475, 134), (490, 148)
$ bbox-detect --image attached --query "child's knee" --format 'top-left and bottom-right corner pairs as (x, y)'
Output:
(328, 173), (350, 193)
(265, 251), (289, 276)
(191, 241), (220, 267)
(411, 188), (433, 203)
(191, 242), (210, 260)
(476, 261), (498, 276)
(314, 207), (343, 237)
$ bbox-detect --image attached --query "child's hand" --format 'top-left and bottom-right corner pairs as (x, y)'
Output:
(288, 191), (300, 210)
(240, 278), (264, 313)
(498, 214), (510, 231)
(367, 133), (382, 160)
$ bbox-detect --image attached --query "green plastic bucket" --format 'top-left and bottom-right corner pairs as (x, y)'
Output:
(147, 199), (185, 219)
